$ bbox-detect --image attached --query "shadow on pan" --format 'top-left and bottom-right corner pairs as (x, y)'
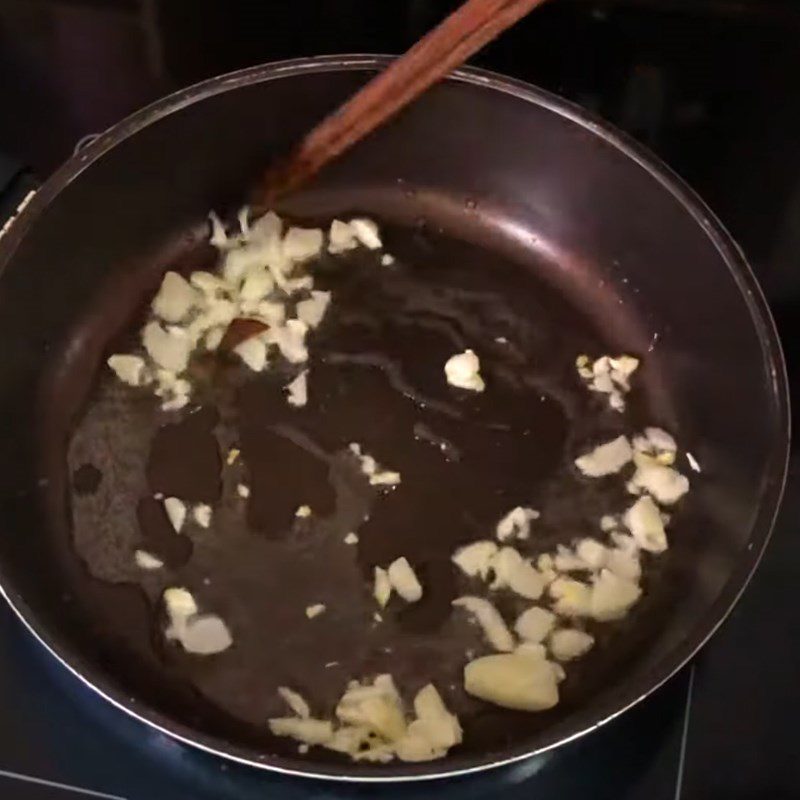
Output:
(0, 56), (788, 780)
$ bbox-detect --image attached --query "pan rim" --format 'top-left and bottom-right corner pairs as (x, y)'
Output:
(0, 54), (790, 782)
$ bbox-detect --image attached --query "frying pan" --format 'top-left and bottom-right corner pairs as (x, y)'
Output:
(0, 55), (789, 781)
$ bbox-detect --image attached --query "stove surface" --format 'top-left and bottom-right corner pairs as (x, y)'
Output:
(0, 1), (798, 797)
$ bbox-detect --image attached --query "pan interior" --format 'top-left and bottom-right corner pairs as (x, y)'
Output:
(0, 62), (785, 777)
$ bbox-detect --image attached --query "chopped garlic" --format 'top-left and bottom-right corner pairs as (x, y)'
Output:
(387, 557), (423, 603)
(514, 606), (556, 643)
(134, 550), (164, 570)
(576, 353), (639, 411)
(463, 651), (559, 711)
(234, 336), (268, 372)
(269, 717), (333, 745)
(285, 370), (308, 408)
(590, 569), (642, 621)
(629, 462), (689, 505)
(283, 227), (324, 262)
(624, 495), (667, 553)
(576, 538), (609, 569)
(349, 218), (382, 250)
(686, 452), (701, 473)
(495, 506), (540, 541)
(305, 603), (326, 619)
(395, 684), (463, 762)
(336, 675), (406, 742)
(344, 532), (359, 545)
(549, 576), (592, 617)
(226, 448), (240, 465)
(606, 533), (642, 582)
(208, 211), (228, 249)
(192, 503), (212, 529)
(373, 566), (392, 608)
(237, 483), (250, 498)
(444, 349), (485, 392)
(142, 321), (191, 373)
(452, 596), (515, 652)
(107, 354), (147, 387)
(163, 497), (186, 533)
(328, 219), (358, 253)
(575, 435), (633, 477)
(266, 319), (308, 363)
(549, 628), (594, 661)
(295, 504), (312, 518)
(278, 686), (311, 719)
(489, 547), (546, 600)
(349, 443), (401, 487)
(239, 267), (274, 303)
(163, 587), (232, 655)
(295, 290), (331, 329)
(452, 540), (498, 579)
(152, 271), (198, 323)
(600, 514), (618, 532)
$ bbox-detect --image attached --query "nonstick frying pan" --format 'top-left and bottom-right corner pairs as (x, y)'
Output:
(0, 56), (789, 780)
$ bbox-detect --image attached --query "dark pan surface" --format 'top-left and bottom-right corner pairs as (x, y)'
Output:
(0, 57), (788, 779)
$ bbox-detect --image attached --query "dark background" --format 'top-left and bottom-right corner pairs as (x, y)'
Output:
(0, 1), (799, 798)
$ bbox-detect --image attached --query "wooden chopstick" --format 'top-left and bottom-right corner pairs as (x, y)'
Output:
(257, 0), (549, 205)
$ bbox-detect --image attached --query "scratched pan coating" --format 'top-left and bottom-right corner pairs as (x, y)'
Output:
(0, 57), (787, 780)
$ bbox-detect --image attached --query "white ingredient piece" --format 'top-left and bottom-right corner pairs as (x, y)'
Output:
(295, 504), (312, 518)
(192, 504), (212, 529)
(278, 687), (311, 719)
(203, 327), (224, 351)
(142, 321), (192, 373)
(152, 271), (198, 323)
(335, 675), (406, 742)
(575, 435), (633, 477)
(237, 483), (250, 498)
(463, 651), (559, 712)
(624, 495), (668, 553)
(373, 566), (392, 608)
(576, 538), (609, 569)
(606, 534), (642, 582)
(600, 514), (619, 532)
(295, 290), (331, 329)
(285, 370), (308, 408)
(451, 540), (498, 580)
(549, 577), (592, 617)
(163, 588), (232, 655)
(107, 354), (147, 387)
(590, 569), (642, 621)
(549, 629), (595, 661)
(208, 211), (228, 249)
(266, 319), (308, 363)
(444, 349), (485, 392)
(239, 267), (274, 303)
(134, 550), (164, 570)
(269, 717), (333, 746)
(452, 596), (515, 652)
(395, 684), (463, 763)
(629, 462), (690, 505)
(283, 227), (324, 262)
(349, 443), (401, 487)
(495, 506), (540, 541)
(305, 603), (326, 619)
(686, 452), (702, 473)
(514, 606), (557, 644)
(163, 497), (186, 533)
(344, 532), (359, 545)
(234, 337), (268, 372)
(381, 253), (395, 266)
(387, 557), (423, 603)
(349, 218), (382, 250)
(489, 547), (546, 600)
(328, 219), (358, 253)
